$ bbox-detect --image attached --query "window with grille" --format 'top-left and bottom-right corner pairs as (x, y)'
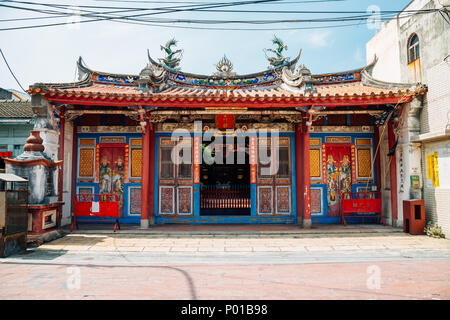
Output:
(160, 147), (174, 179)
(407, 34), (421, 82)
(259, 147), (272, 177)
(276, 147), (290, 177)
(178, 147), (192, 179)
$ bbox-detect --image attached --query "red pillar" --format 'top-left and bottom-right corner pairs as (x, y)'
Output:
(387, 119), (398, 224)
(148, 123), (155, 224)
(140, 119), (151, 227)
(302, 120), (312, 228)
(295, 123), (303, 225)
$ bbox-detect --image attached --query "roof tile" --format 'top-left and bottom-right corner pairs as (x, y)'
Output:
(0, 100), (34, 118)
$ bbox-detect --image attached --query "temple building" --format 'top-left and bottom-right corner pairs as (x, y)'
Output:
(24, 39), (427, 228)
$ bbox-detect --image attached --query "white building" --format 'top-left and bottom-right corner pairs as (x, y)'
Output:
(367, 0), (450, 235)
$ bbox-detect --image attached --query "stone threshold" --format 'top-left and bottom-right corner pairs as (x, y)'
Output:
(60, 224), (404, 236)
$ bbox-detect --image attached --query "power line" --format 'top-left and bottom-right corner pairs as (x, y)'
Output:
(0, 48), (27, 93)
(0, 0), (437, 31)
(0, 0), (287, 31)
(93, 0), (347, 4)
(5, 0), (439, 15)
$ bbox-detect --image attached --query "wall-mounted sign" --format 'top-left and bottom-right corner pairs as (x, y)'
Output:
(427, 152), (440, 188)
(215, 114), (235, 129)
(410, 175), (420, 189)
(325, 136), (351, 143)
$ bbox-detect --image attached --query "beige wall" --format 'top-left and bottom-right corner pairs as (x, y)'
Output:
(61, 121), (74, 227)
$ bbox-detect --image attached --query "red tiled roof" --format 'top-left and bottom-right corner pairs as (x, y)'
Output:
(39, 82), (416, 97)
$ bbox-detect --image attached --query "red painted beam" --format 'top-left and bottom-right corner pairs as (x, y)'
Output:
(387, 119), (398, 223)
(44, 96), (413, 108)
(140, 118), (151, 227)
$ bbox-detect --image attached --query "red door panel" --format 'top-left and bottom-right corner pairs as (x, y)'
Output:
(325, 144), (352, 217)
(99, 146), (125, 217)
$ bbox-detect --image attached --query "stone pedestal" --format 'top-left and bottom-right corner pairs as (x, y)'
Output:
(5, 131), (63, 238)
(28, 203), (64, 235)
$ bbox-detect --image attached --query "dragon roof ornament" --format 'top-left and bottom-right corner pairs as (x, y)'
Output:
(159, 38), (183, 70)
(264, 35), (290, 69)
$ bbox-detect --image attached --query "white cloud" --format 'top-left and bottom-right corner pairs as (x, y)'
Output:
(307, 30), (333, 48)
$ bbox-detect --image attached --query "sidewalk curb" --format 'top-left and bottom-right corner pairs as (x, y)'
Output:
(64, 228), (405, 237)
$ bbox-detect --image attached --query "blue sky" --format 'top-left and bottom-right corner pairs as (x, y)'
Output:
(0, 0), (412, 91)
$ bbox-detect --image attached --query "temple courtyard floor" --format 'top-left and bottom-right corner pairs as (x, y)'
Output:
(1, 224), (449, 300)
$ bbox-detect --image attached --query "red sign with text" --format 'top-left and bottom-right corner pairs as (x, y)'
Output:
(0, 152), (12, 158)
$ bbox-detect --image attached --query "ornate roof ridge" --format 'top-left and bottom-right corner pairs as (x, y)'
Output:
(147, 49), (302, 80)
(77, 56), (138, 80)
(29, 76), (93, 91)
(360, 69), (427, 91)
(312, 59), (376, 79)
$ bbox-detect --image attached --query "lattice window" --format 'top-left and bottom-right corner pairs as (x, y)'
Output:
(357, 148), (372, 178)
(130, 148), (142, 178)
(310, 149), (321, 178)
(78, 148), (94, 177)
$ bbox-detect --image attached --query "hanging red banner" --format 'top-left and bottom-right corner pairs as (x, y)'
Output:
(193, 137), (201, 184)
(250, 137), (257, 184)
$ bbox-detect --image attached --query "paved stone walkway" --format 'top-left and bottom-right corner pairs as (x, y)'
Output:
(35, 233), (450, 253)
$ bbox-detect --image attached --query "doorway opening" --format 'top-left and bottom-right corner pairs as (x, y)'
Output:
(200, 136), (251, 216)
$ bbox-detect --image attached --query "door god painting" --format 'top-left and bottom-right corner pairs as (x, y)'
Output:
(339, 155), (352, 199)
(326, 155), (338, 206)
(99, 156), (112, 194)
(98, 147), (126, 216)
(112, 156), (125, 196)
(325, 147), (353, 213)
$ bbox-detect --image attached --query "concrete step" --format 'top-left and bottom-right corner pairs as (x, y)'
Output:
(62, 224), (404, 237)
